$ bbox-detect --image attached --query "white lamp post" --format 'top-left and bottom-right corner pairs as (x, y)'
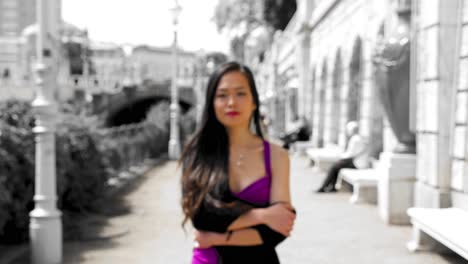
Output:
(168, 1), (182, 160)
(29, 0), (62, 263)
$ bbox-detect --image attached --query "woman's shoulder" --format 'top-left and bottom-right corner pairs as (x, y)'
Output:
(264, 140), (289, 164)
(264, 140), (290, 182)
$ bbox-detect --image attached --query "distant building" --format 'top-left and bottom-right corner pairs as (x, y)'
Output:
(87, 42), (126, 93)
(0, 0), (35, 91)
(130, 45), (196, 87)
(0, 0), (62, 101)
(0, 0), (36, 37)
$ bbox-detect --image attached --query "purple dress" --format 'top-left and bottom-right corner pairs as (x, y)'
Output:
(192, 140), (272, 264)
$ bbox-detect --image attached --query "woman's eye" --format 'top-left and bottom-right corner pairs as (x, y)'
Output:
(237, 92), (247, 96)
(216, 94), (227, 98)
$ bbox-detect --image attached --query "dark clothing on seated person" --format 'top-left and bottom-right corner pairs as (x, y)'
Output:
(317, 158), (356, 192)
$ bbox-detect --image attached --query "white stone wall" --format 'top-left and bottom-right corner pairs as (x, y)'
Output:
(451, 0), (468, 196)
(414, 0), (440, 187)
(306, 0), (389, 149)
(312, 64), (325, 147)
(414, 0), (462, 208)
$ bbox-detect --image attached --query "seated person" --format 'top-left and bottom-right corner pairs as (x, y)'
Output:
(282, 117), (311, 149)
(316, 121), (368, 193)
(296, 117), (311, 141)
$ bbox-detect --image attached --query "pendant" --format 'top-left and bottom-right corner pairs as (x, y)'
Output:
(236, 153), (244, 167)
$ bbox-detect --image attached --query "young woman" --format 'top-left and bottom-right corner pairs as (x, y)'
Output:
(180, 62), (296, 264)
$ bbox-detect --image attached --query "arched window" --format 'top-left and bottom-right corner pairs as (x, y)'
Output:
(331, 50), (343, 143)
(348, 37), (363, 125)
(309, 66), (316, 127)
(318, 62), (328, 147)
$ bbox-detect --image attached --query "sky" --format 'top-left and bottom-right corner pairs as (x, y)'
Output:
(62, 0), (229, 53)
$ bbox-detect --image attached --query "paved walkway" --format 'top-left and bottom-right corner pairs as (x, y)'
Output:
(39, 156), (468, 263)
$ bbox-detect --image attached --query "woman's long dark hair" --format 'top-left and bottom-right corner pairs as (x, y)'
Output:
(180, 61), (264, 226)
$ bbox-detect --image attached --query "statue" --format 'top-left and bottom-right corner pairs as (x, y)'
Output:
(372, 2), (416, 154)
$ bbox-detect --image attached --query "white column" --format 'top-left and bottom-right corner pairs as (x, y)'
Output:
(29, 0), (62, 263)
(297, 27), (311, 119)
(413, 0), (459, 208)
(323, 70), (333, 145)
(338, 66), (350, 149)
(168, 2), (182, 160)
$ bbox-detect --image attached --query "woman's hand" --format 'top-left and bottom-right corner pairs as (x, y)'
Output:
(261, 203), (296, 237)
(194, 230), (224, 248)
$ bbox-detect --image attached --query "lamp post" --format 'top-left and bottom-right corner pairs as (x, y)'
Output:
(196, 58), (214, 125)
(194, 51), (205, 126)
(30, 0), (62, 263)
(169, 1), (182, 160)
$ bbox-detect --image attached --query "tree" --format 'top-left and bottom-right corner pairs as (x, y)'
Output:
(205, 51), (228, 66)
(264, 0), (297, 31)
(213, 0), (297, 61)
(213, 0), (264, 33)
(213, 0), (264, 61)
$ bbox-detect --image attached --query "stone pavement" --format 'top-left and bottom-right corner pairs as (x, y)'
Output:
(12, 155), (467, 264)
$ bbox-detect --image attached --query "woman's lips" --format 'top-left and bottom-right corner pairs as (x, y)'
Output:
(226, 111), (240, 117)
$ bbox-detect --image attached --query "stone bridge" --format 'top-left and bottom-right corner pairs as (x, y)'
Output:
(91, 82), (195, 127)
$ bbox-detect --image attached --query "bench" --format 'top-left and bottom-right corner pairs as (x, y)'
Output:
(306, 145), (342, 172)
(407, 207), (468, 260)
(290, 141), (314, 155)
(338, 168), (378, 204)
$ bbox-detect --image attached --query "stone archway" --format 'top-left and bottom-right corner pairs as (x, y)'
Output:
(368, 23), (386, 158)
(331, 49), (343, 144)
(309, 66), (316, 132)
(317, 62), (328, 147)
(348, 37), (363, 126)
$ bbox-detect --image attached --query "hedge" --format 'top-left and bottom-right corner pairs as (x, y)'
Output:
(0, 100), (168, 243)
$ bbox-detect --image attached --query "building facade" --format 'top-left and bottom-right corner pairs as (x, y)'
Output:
(130, 45), (196, 88)
(255, 14), (303, 137)
(254, 0), (467, 259)
(0, 0), (38, 37)
(412, 0), (468, 209)
(88, 42), (126, 93)
(0, 0), (62, 101)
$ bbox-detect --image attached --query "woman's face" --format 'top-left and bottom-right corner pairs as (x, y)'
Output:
(213, 71), (256, 129)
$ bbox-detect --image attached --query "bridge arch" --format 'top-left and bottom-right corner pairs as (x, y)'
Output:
(99, 82), (195, 127)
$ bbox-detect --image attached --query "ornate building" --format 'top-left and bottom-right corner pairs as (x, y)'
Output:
(254, 0), (467, 259)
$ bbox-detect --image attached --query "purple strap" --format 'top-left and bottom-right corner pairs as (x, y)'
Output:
(263, 140), (272, 178)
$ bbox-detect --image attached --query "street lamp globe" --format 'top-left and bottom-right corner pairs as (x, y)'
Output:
(170, 2), (182, 26)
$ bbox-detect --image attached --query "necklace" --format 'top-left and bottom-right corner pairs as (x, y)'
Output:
(235, 152), (244, 167)
(231, 146), (263, 167)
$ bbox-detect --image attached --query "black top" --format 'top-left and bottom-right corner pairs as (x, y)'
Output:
(192, 192), (289, 264)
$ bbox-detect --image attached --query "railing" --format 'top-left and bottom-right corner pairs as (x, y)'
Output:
(60, 75), (124, 94)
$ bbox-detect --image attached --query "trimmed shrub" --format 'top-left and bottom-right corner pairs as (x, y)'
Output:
(0, 101), (35, 242)
(0, 100), (168, 243)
